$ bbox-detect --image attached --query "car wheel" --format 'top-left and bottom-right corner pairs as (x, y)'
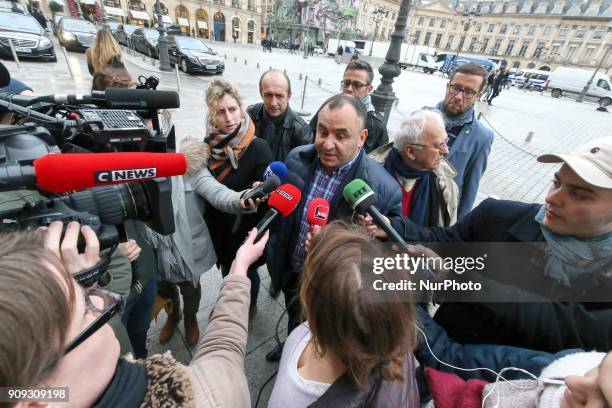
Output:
(551, 89), (562, 98)
(181, 58), (188, 73)
(600, 97), (611, 107)
(533, 85), (541, 92)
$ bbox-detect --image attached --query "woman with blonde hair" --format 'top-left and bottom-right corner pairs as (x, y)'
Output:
(203, 78), (273, 317)
(86, 28), (124, 75)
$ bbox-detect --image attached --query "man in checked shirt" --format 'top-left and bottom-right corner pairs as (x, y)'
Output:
(264, 93), (402, 361)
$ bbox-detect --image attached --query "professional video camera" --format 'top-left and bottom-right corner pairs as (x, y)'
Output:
(0, 63), (183, 255)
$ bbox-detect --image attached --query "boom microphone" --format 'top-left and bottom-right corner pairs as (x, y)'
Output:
(241, 174), (281, 201)
(306, 198), (330, 233)
(262, 161), (288, 183)
(0, 152), (187, 193)
(254, 183), (301, 242)
(343, 179), (409, 249)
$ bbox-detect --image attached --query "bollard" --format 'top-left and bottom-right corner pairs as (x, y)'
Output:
(61, 46), (73, 78)
(175, 64), (181, 93)
(299, 73), (303, 80)
(318, 78), (322, 85)
(525, 131), (534, 143)
(233, 56), (237, 62)
(244, 59), (247, 65)
(257, 62), (260, 69)
(8, 39), (20, 68)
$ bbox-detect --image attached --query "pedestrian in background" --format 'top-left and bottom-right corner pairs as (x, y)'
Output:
(86, 28), (124, 76)
(487, 67), (505, 105)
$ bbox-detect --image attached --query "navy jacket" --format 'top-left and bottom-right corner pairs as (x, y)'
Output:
(266, 145), (402, 291)
(392, 198), (612, 352)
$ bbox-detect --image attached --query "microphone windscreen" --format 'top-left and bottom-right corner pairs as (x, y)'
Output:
(306, 197), (330, 227)
(261, 174), (282, 193)
(105, 88), (180, 109)
(34, 152), (186, 193)
(268, 161), (288, 183)
(268, 183), (302, 217)
(343, 179), (376, 212)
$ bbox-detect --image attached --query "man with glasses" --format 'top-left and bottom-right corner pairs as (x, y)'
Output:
(370, 109), (459, 227)
(431, 62), (494, 218)
(309, 60), (389, 153)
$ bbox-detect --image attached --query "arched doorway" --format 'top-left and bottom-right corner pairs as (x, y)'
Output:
(196, 9), (209, 38)
(527, 62), (535, 69)
(512, 60), (521, 69)
(247, 20), (255, 44)
(214, 12), (225, 42)
(175, 5), (190, 35)
(231, 16), (241, 43)
(152, 2), (171, 27)
(539, 65), (551, 71)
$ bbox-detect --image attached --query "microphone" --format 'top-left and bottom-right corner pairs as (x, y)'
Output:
(306, 197), (330, 233)
(262, 161), (288, 183)
(0, 152), (187, 193)
(241, 174), (281, 201)
(254, 183), (301, 242)
(342, 179), (409, 249)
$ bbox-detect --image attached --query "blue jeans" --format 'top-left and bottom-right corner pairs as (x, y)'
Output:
(121, 279), (157, 359)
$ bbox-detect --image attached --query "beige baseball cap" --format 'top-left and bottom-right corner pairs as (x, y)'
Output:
(538, 137), (612, 189)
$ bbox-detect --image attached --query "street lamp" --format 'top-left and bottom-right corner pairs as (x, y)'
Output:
(155, 0), (172, 71)
(455, 10), (480, 58)
(303, 17), (314, 59)
(368, 6), (386, 56)
(577, 21), (612, 103)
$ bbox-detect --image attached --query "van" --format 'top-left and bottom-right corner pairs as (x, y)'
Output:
(444, 55), (497, 74)
(546, 67), (612, 106)
(512, 69), (550, 90)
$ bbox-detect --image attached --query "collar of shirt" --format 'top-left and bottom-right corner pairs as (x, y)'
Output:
(316, 149), (361, 176)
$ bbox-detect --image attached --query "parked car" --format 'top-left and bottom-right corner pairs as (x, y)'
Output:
(167, 35), (223, 74)
(0, 12), (56, 61)
(546, 67), (612, 106)
(0, 0), (27, 14)
(517, 69), (550, 91)
(114, 23), (138, 46)
(51, 15), (64, 36)
(57, 17), (96, 52)
(105, 20), (120, 36)
(131, 27), (159, 58)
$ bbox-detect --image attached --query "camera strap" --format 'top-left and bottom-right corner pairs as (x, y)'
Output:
(74, 244), (118, 287)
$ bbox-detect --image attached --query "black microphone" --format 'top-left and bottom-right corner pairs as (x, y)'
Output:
(241, 174), (281, 201)
(343, 179), (409, 250)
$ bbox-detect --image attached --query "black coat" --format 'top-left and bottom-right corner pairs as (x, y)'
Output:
(309, 109), (389, 154)
(247, 103), (313, 162)
(391, 198), (612, 352)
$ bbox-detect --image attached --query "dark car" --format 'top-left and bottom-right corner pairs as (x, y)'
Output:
(106, 20), (120, 36)
(0, 12), (56, 62)
(167, 35), (223, 74)
(57, 18), (96, 52)
(131, 28), (159, 58)
(114, 23), (138, 46)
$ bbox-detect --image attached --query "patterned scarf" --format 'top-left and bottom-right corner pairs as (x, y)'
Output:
(205, 114), (256, 182)
(435, 100), (475, 131)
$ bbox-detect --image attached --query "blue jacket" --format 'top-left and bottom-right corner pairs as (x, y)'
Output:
(266, 145), (402, 291)
(392, 198), (612, 352)
(447, 117), (494, 218)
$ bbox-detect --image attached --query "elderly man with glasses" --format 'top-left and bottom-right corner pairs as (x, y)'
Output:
(370, 109), (459, 227)
(428, 62), (494, 219)
(309, 60), (389, 153)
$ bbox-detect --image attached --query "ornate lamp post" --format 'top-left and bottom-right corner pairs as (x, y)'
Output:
(155, 0), (172, 71)
(370, 0), (411, 125)
(455, 10), (480, 58)
(368, 6), (386, 56)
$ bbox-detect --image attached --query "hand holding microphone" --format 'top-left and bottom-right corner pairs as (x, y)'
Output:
(253, 183), (302, 242)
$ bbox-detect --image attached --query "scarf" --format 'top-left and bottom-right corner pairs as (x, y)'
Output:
(95, 353), (195, 408)
(206, 114), (256, 182)
(435, 100), (474, 131)
(535, 206), (612, 286)
(384, 147), (440, 227)
(362, 94), (375, 112)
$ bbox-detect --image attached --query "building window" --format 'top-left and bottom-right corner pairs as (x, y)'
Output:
(518, 41), (529, 57)
(593, 29), (605, 40)
(567, 45), (577, 61)
(232, 0), (240, 8)
(475, 22), (481, 32)
(491, 38), (502, 54)
(418, 16), (424, 26)
(363, 2), (368, 12)
(434, 33), (442, 47)
(446, 34), (454, 49)
(452, 21), (458, 30)
(513, 25), (521, 35)
(414, 30), (421, 44)
(391, 12), (395, 19)
(429, 17), (435, 27)
(505, 39), (516, 55)
(440, 19), (446, 28)
(481, 37), (489, 52)
(575, 28), (586, 38)
(468, 36), (478, 51)
(500, 24), (507, 34)
(527, 25), (535, 36)
(533, 41), (546, 58)
(487, 23), (494, 33)
(583, 47), (594, 64)
(424, 31), (432, 45)
(458, 35), (465, 50)
(558, 27), (568, 37)
(550, 44), (560, 59)
(543, 25), (551, 36)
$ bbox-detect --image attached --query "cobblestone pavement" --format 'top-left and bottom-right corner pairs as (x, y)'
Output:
(3, 38), (611, 406)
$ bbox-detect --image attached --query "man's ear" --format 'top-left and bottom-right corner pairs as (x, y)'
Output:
(403, 144), (416, 160)
(366, 84), (374, 94)
(359, 128), (368, 148)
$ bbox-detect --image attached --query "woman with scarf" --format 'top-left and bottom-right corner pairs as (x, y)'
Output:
(204, 79), (273, 317)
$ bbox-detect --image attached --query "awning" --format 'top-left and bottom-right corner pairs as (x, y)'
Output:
(49, 0), (65, 6)
(104, 6), (125, 16)
(162, 15), (172, 23)
(177, 17), (189, 26)
(233, 27), (240, 32)
(79, 0), (95, 5)
(197, 19), (208, 29)
(130, 10), (149, 20)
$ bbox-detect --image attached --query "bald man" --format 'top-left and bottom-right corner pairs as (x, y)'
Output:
(247, 70), (313, 162)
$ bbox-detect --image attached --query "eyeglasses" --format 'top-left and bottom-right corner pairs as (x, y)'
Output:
(448, 84), (479, 98)
(42, 288), (123, 373)
(340, 79), (370, 90)
(409, 137), (450, 151)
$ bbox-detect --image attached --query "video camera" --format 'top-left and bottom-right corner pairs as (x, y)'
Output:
(0, 63), (182, 252)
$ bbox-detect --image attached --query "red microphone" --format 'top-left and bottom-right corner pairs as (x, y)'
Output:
(254, 183), (302, 242)
(33, 152), (187, 193)
(306, 198), (330, 233)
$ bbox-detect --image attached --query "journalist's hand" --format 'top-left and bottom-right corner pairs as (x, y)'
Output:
(119, 239), (141, 262)
(44, 221), (101, 275)
(230, 228), (269, 276)
(357, 214), (388, 239)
